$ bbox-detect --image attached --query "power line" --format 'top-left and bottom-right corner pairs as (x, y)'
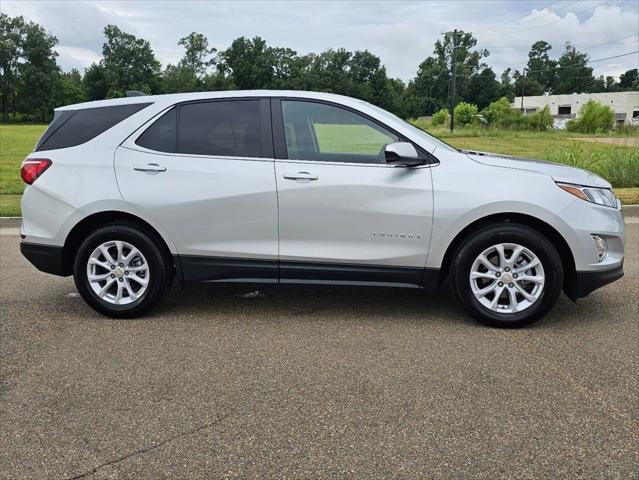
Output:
(579, 33), (639, 49)
(524, 50), (639, 74)
(498, 0), (612, 36)
(489, 0), (582, 33)
(483, 0), (564, 32)
(480, 33), (638, 50)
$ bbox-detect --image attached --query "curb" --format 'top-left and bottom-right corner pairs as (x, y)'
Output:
(622, 205), (639, 217)
(2, 207), (638, 228)
(0, 217), (21, 228)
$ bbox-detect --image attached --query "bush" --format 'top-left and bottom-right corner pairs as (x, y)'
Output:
(481, 97), (525, 129)
(566, 100), (615, 133)
(454, 102), (479, 127)
(431, 108), (450, 127)
(525, 106), (553, 131)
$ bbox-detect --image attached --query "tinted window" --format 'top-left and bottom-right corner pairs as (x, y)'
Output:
(135, 108), (177, 153)
(281, 100), (398, 164)
(178, 100), (261, 157)
(37, 103), (151, 151)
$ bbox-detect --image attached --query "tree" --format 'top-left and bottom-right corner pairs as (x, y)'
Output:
(513, 70), (544, 98)
(0, 14), (23, 122)
(178, 32), (216, 78)
(218, 36), (276, 89)
(85, 25), (161, 98)
(162, 32), (219, 93)
(499, 68), (516, 101)
(467, 67), (500, 109)
(618, 69), (638, 91)
(410, 30), (488, 117)
(554, 43), (594, 94)
(0, 14), (60, 122)
(83, 63), (109, 100)
(526, 41), (556, 92)
(52, 69), (86, 108)
(15, 19), (60, 121)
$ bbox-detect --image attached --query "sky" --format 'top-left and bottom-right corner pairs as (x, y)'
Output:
(3, 0), (638, 82)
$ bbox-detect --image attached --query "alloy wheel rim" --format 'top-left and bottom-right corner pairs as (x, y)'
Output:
(469, 243), (545, 314)
(86, 240), (149, 305)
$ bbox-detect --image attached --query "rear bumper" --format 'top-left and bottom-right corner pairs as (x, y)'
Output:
(20, 241), (68, 276)
(567, 264), (624, 300)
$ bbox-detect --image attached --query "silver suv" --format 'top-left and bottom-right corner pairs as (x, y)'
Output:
(20, 91), (625, 327)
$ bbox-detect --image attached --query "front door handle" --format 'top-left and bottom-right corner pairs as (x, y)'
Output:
(133, 163), (167, 174)
(283, 171), (318, 181)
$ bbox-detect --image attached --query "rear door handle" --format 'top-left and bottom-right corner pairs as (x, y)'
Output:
(133, 163), (166, 174)
(283, 171), (318, 181)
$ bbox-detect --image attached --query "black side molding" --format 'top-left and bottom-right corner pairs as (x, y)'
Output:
(566, 264), (624, 300)
(20, 242), (68, 277)
(177, 255), (278, 283)
(177, 254), (439, 289)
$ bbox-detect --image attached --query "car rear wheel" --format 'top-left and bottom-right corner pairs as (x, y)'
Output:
(450, 223), (563, 328)
(73, 224), (173, 318)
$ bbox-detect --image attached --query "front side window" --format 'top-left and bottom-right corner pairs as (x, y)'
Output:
(281, 100), (398, 164)
(178, 100), (261, 157)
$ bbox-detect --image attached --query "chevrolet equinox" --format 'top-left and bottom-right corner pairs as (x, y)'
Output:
(19, 91), (625, 327)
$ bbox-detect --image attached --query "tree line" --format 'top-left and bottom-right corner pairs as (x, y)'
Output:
(1, 13), (638, 123)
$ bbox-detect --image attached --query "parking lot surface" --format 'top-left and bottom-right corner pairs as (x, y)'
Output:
(1, 217), (637, 479)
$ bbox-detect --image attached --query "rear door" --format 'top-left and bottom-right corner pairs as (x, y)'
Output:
(272, 98), (434, 286)
(115, 98), (279, 282)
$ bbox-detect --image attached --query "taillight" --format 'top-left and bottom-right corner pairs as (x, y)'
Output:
(21, 158), (52, 185)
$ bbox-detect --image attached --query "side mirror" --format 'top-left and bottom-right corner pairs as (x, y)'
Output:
(384, 142), (425, 167)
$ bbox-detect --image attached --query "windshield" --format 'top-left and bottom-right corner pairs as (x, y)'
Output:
(362, 102), (459, 153)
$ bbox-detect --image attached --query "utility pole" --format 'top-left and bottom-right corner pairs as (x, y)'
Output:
(449, 29), (458, 132)
(520, 67), (526, 112)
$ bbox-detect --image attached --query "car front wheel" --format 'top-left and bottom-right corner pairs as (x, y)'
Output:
(450, 223), (563, 328)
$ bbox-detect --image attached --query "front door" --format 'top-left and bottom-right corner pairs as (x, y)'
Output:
(272, 99), (434, 286)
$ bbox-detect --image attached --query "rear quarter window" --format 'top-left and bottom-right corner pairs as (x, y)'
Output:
(36, 103), (152, 151)
(135, 108), (177, 153)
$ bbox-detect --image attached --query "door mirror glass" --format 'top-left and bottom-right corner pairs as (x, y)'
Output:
(384, 142), (424, 166)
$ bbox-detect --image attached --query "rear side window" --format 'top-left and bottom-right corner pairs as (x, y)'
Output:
(36, 103), (151, 151)
(135, 108), (177, 153)
(178, 100), (261, 157)
(134, 100), (263, 157)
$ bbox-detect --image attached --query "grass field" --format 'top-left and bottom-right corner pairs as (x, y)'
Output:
(0, 124), (637, 216)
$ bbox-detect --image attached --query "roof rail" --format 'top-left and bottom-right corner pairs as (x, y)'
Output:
(125, 90), (147, 97)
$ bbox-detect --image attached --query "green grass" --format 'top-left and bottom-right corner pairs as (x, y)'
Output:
(0, 124), (637, 217)
(0, 194), (21, 217)
(435, 132), (638, 189)
(1, 124), (46, 196)
(314, 123), (394, 155)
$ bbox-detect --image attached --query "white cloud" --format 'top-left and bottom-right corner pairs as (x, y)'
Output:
(2, 0), (638, 80)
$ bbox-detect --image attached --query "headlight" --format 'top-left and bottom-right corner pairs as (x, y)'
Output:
(556, 182), (618, 208)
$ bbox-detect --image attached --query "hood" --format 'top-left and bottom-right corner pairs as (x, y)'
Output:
(463, 150), (611, 189)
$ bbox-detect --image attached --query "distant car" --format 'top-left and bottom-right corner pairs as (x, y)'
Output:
(20, 91), (624, 327)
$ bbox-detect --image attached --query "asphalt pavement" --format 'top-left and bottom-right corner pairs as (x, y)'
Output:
(1, 216), (637, 479)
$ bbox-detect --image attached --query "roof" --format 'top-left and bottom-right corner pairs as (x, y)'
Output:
(56, 90), (367, 111)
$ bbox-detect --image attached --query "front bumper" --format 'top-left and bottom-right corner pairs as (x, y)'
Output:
(566, 264), (624, 300)
(20, 241), (68, 276)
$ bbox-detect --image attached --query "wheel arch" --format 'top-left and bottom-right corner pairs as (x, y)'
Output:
(439, 212), (576, 296)
(61, 210), (178, 278)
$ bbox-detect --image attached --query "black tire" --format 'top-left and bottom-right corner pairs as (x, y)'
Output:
(449, 223), (563, 328)
(73, 224), (173, 318)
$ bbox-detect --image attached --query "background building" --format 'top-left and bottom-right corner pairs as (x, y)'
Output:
(513, 92), (639, 126)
